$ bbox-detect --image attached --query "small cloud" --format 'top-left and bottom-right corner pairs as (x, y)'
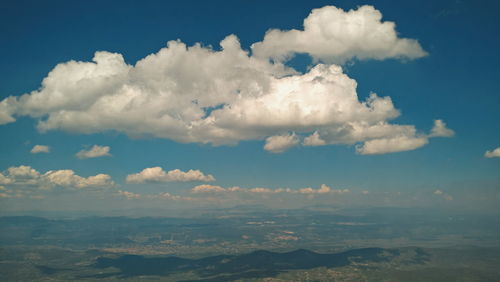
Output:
(356, 136), (428, 155)
(30, 145), (50, 154)
(434, 189), (453, 201)
(443, 194), (453, 201)
(153, 192), (183, 200)
(126, 167), (215, 183)
(303, 131), (326, 147)
(117, 190), (141, 200)
(264, 133), (299, 153)
(192, 184), (227, 193)
(485, 147), (500, 158)
(299, 184), (336, 194)
(76, 145), (111, 159)
(354, 119), (454, 155)
(0, 173), (12, 185)
(428, 119), (454, 137)
(7, 165), (40, 179)
(248, 187), (273, 193)
(116, 191), (194, 201)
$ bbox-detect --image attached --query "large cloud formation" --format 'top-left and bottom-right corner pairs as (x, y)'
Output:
(0, 5), (450, 154)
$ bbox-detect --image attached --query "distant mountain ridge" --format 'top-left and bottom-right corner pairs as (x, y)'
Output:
(90, 247), (399, 280)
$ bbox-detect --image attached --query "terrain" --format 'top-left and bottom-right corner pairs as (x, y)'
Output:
(1, 207), (499, 281)
(2, 245), (500, 281)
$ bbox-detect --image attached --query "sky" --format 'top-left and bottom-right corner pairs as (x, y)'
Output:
(0, 0), (499, 214)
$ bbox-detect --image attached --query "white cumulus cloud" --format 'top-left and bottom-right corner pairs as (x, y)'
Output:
(303, 131), (326, 146)
(44, 170), (113, 189)
(264, 133), (299, 153)
(0, 5), (445, 155)
(428, 119), (454, 137)
(0, 172), (13, 185)
(126, 167), (215, 183)
(251, 5), (427, 63)
(76, 145), (111, 159)
(191, 184), (227, 193)
(0, 165), (114, 198)
(485, 147), (500, 158)
(356, 135), (429, 155)
(7, 165), (40, 179)
(30, 145), (50, 154)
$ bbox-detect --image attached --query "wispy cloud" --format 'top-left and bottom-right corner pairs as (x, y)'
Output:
(30, 145), (50, 154)
(117, 190), (141, 200)
(191, 184), (350, 195)
(76, 145), (111, 159)
(434, 189), (453, 201)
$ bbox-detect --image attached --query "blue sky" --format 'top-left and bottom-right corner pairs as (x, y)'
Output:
(0, 0), (499, 213)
